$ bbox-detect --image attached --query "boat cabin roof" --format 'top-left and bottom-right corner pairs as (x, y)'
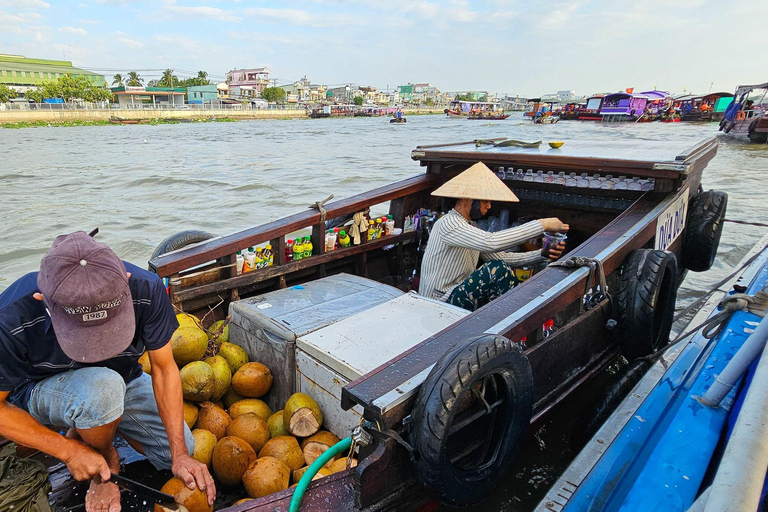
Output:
(736, 82), (768, 95)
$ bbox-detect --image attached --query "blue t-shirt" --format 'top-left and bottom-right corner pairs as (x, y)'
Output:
(0, 262), (179, 410)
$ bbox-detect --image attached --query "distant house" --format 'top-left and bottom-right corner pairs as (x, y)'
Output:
(187, 84), (227, 105)
(111, 86), (185, 107)
(0, 53), (106, 96)
(226, 67), (270, 100)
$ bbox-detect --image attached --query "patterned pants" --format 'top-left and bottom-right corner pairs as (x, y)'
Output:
(447, 260), (519, 311)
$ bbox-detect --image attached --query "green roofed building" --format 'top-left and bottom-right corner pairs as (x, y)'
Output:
(0, 53), (106, 95)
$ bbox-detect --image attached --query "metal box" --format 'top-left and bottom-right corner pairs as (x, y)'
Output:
(296, 292), (469, 437)
(229, 273), (403, 410)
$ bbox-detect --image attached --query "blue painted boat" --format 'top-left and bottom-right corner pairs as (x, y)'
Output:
(536, 235), (768, 512)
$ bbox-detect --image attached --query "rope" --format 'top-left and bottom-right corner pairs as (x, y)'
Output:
(550, 256), (612, 314)
(309, 194), (334, 224)
(724, 219), (768, 228)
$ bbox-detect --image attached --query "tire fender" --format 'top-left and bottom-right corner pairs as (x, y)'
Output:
(615, 249), (678, 360)
(683, 190), (728, 272)
(410, 334), (533, 507)
(149, 230), (216, 268)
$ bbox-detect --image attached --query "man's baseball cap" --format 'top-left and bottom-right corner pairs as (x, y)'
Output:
(37, 231), (135, 363)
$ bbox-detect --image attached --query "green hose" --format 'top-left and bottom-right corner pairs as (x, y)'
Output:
(289, 436), (353, 512)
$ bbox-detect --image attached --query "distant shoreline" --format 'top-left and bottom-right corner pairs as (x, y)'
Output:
(0, 107), (445, 127)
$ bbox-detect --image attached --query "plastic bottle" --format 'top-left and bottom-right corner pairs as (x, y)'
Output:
(554, 171), (566, 185)
(523, 169), (535, 182)
(304, 236), (313, 258)
(326, 230), (336, 252)
(614, 176), (629, 190)
(601, 174), (615, 190)
(533, 171), (545, 183)
(385, 215), (395, 236)
(497, 166), (506, 180)
(627, 177), (642, 191)
(641, 178), (655, 191)
(589, 174), (602, 188)
(293, 238), (303, 261)
(339, 230), (351, 247)
(576, 173), (589, 188)
(545, 171), (555, 183)
(285, 239), (294, 262)
(376, 218), (384, 236)
(565, 172), (578, 187)
(236, 251), (244, 275)
(255, 247), (265, 269)
(264, 245), (273, 266)
(244, 247), (256, 272)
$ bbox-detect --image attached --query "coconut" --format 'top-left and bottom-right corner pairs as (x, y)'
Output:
(217, 342), (249, 374)
(154, 476), (212, 512)
(232, 499), (255, 506)
(180, 361), (215, 402)
(267, 410), (289, 438)
(231, 362), (273, 398)
(183, 401), (199, 429)
(226, 412), (270, 453)
(300, 431), (340, 467)
(191, 429), (217, 467)
(292, 466), (333, 484)
(209, 319), (229, 344)
(211, 436), (257, 486)
(222, 387), (244, 409)
(195, 402), (231, 440)
(258, 436), (304, 471)
(229, 399), (272, 422)
(328, 457), (357, 474)
(171, 326), (209, 367)
(202, 355), (232, 402)
(138, 351), (151, 375)
(176, 312), (204, 330)
(283, 393), (323, 437)
(242, 456), (290, 499)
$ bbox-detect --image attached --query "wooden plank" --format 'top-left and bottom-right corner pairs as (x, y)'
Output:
(150, 173), (438, 277)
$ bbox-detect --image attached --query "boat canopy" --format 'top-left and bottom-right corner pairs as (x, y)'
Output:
(735, 82), (768, 95)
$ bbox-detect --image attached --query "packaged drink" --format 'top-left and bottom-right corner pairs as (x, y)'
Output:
(244, 247), (256, 272)
(554, 171), (566, 185)
(497, 166), (506, 180)
(576, 173), (589, 188)
(565, 172), (578, 187)
(385, 215), (395, 236)
(293, 239), (303, 261)
(523, 169), (534, 182)
(256, 248), (266, 269)
(339, 230), (351, 247)
(236, 251), (244, 275)
(542, 319), (555, 338)
(285, 239), (294, 262)
(515, 267), (533, 282)
(641, 178), (655, 191)
(326, 230), (336, 252)
(368, 221), (377, 241)
(601, 174), (615, 190)
(264, 245), (273, 266)
(627, 177), (642, 191)
(545, 171), (555, 183)
(589, 174), (602, 188)
(304, 236), (313, 258)
(533, 171), (545, 183)
(376, 218), (384, 236)
(614, 176), (629, 190)
(333, 227), (341, 249)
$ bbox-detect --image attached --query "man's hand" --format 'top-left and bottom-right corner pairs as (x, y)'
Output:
(539, 218), (570, 233)
(62, 441), (112, 482)
(543, 241), (567, 261)
(172, 453), (216, 505)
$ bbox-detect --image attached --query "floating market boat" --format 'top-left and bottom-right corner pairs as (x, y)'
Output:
(35, 137), (729, 511)
(535, 234), (768, 512)
(675, 92), (734, 122)
(719, 82), (768, 143)
(444, 100), (503, 118)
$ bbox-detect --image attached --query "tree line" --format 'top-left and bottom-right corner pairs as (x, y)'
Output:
(112, 69), (210, 89)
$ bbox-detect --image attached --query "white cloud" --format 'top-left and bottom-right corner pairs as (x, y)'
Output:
(243, 7), (367, 28)
(164, 5), (240, 22)
(0, 0), (49, 7)
(58, 26), (88, 35)
(118, 37), (144, 48)
(78, 18), (101, 24)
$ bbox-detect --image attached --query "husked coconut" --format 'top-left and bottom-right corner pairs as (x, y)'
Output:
(267, 410), (289, 438)
(231, 362), (273, 398)
(292, 466), (333, 484)
(191, 429), (217, 467)
(154, 476), (211, 512)
(258, 436), (304, 471)
(180, 361), (215, 402)
(211, 436), (257, 486)
(183, 401), (199, 429)
(328, 457), (357, 474)
(242, 456), (290, 499)
(283, 393), (323, 437)
(202, 355), (232, 402)
(217, 342), (249, 374)
(226, 412), (270, 453)
(138, 351), (151, 374)
(222, 387), (244, 409)
(229, 399), (272, 422)
(171, 326), (209, 367)
(300, 430), (340, 467)
(195, 402), (231, 440)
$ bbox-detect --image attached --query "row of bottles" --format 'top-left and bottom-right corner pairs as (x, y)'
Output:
(513, 188), (635, 210)
(325, 228), (351, 252)
(237, 245), (274, 274)
(496, 167), (655, 191)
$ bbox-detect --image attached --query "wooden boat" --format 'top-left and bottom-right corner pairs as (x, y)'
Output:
(445, 100), (503, 118)
(577, 94), (606, 121)
(719, 82), (768, 143)
(109, 115), (139, 125)
(39, 137), (727, 511)
(467, 113), (510, 120)
(600, 91), (672, 122)
(390, 117), (406, 123)
(675, 92), (734, 122)
(536, 234), (768, 512)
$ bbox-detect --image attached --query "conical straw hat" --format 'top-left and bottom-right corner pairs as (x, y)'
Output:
(431, 162), (519, 202)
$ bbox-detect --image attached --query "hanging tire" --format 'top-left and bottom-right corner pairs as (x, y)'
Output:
(683, 190), (727, 272)
(150, 230), (216, 265)
(615, 249), (678, 360)
(410, 334), (533, 507)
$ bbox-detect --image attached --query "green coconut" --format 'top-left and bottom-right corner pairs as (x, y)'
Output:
(217, 342), (249, 374)
(180, 361), (215, 402)
(222, 387), (244, 409)
(267, 410), (289, 438)
(283, 393), (323, 437)
(171, 326), (209, 367)
(229, 399), (272, 422)
(209, 319), (229, 344)
(191, 428), (217, 467)
(203, 355), (232, 402)
(232, 362), (273, 398)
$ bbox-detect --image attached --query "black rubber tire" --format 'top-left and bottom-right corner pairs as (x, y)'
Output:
(150, 230), (216, 261)
(615, 250), (678, 360)
(683, 190), (727, 272)
(410, 334), (533, 507)
(749, 130), (768, 143)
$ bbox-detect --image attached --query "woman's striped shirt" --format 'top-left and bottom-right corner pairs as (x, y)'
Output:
(418, 209), (546, 301)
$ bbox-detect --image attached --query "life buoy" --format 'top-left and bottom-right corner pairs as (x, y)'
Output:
(615, 249), (678, 360)
(683, 190), (727, 272)
(736, 111), (746, 120)
(150, 230), (216, 264)
(410, 334), (533, 506)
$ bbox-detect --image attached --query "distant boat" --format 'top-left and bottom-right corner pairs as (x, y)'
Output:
(719, 82), (768, 143)
(675, 92), (733, 122)
(445, 99), (504, 118)
(390, 117), (407, 123)
(600, 91), (672, 122)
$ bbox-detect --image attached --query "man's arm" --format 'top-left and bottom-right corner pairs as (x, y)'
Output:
(0, 391), (111, 481)
(148, 344), (216, 504)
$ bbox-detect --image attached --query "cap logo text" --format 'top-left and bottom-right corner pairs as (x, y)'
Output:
(83, 310), (108, 321)
(62, 295), (123, 315)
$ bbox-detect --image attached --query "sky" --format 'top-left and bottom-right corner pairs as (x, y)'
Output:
(1, 0), (766, 98)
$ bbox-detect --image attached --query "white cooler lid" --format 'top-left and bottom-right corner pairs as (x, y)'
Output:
(297, 292), (469, 382)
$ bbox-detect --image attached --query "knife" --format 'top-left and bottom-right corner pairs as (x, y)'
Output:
(109, 473), (180, 510)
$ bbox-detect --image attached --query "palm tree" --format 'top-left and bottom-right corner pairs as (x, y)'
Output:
(160, 69), (177, 88)
(197, 71), (209, 86)
(126, 71), (144, 87)
(112, 73), (124, 87)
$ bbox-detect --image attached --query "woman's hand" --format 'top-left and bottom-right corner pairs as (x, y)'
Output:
(539, 218), (569, 233)
(543, 241), (567, 261)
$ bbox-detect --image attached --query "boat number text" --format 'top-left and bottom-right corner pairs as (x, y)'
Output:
(655, 188), (689, 251)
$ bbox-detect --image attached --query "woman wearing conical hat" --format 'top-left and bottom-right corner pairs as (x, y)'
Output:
(419, 162), (569, 311)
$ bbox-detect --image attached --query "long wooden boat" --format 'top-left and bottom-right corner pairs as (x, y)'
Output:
(467, 113), (510, 120)
(719, 82), (768, 143)
(40, 137), (727, 511)
(676, 92), (733, 122)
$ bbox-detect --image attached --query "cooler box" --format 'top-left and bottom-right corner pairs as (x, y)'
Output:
(296, 292), (469, 437)
(229, 273), (403, 410)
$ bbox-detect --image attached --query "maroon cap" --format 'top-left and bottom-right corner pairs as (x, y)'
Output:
(37, 232), (135, 363)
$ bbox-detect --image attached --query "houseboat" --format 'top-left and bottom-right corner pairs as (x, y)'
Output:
(577, 94), (606, 121)
(41, 137), (726, 512)
(559, 101), (586, 121)
(600, 91), (672, 122)
(719, 82), (768, 143)
(444, 100), (503, 118)
(525, 98), (561, 123)
(308, 104), (357, 118)
(676, 92), (734, 122)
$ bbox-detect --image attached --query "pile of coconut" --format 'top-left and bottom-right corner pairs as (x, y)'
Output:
(144, 313), (357, 512)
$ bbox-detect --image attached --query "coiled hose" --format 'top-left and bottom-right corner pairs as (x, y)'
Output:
(289, 437), (353, 512)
